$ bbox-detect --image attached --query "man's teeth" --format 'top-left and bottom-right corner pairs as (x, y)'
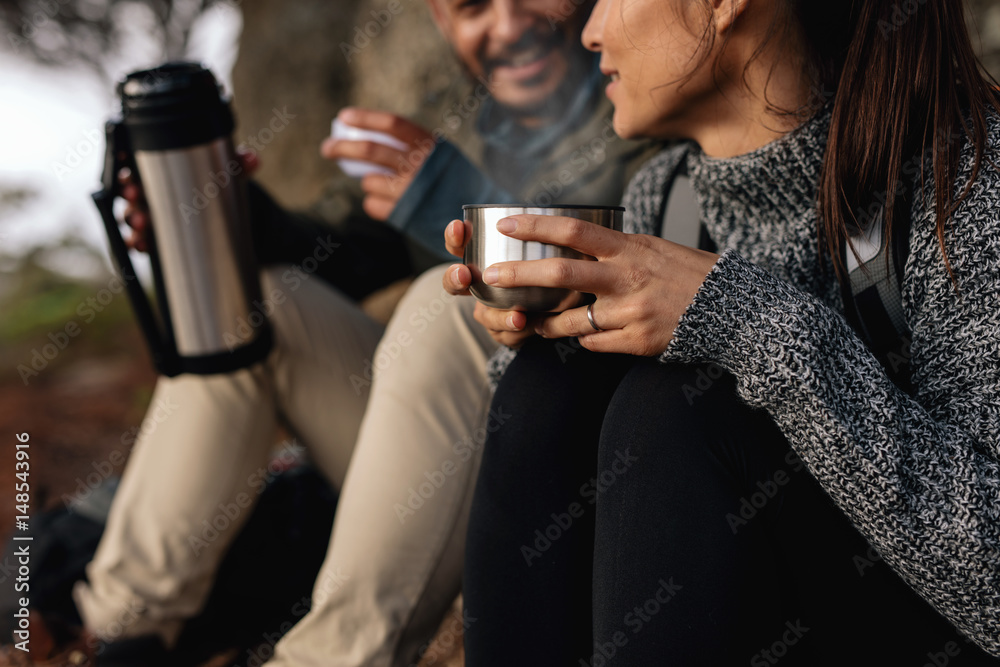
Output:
(611, 73), (620, 81)
(507, 47), (546, 67)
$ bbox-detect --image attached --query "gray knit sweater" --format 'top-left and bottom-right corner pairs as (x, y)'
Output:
(488, 106), (1000, 654)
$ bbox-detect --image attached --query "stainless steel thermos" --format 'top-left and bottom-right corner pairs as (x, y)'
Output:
(93, 62), (272, 376)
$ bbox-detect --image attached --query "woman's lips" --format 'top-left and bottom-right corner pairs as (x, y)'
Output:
(605, 73), (620, 98)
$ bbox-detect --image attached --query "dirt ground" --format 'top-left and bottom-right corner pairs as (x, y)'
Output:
(0, 324), (156, 545)
(0, 320), (463, 665)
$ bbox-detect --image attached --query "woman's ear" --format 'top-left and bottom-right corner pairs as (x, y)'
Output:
(711, 0), (751, 34)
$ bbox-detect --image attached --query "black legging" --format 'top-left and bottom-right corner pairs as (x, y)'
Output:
(463, 338), (996, 666)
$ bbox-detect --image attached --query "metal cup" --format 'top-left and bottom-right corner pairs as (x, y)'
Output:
(462, 205), (624, 312)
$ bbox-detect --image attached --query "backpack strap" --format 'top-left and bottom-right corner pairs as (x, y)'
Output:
(658, 158), (717, 253)
(659, 154), (913, 392)
(840, 191), (913, 393)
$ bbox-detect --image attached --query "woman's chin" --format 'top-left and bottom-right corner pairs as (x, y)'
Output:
(611, 114), (648, 141)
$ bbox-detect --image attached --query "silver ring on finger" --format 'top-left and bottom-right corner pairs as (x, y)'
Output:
(587, 302), (603, 332)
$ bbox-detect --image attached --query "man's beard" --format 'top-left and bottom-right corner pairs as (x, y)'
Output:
(461, 26), (593, 122)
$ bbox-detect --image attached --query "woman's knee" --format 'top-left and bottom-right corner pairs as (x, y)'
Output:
(600, 361), (787, 479)
(604, 362), (738, 439)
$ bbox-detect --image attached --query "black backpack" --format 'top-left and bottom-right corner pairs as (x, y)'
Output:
(839, 192), (913, 393)
(0, 465), (338, 665)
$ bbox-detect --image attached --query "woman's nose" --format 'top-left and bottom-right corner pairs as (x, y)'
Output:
(581, 0), (608, 52)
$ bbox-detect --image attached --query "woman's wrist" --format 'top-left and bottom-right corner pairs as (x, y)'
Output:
(657, 249), (803, 375)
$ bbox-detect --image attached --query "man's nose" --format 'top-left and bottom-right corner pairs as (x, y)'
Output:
(489, 0), (534, 46)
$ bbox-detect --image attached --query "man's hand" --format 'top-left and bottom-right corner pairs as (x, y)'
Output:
(120, 149), (259, 253)
(442, 219), (537, 348)
(321, 108), (436, 221)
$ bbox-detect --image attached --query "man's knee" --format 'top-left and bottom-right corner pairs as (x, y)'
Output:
(382, 265), (470, 350)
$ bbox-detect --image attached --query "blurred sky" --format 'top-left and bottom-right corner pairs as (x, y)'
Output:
(0, 3), (241, 278)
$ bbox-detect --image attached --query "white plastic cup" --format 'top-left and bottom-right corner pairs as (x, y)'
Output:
(330, 117), (408, 178)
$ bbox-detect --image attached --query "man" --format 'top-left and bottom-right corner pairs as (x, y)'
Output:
(71, 0), (655, 664)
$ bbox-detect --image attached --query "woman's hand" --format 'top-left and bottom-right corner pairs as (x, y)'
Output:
(321, 108), (435, 221)
(442, 219), (538, 348)
(481, 214), (719, 356)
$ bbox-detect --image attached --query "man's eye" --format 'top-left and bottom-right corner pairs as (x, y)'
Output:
(456, 0), (487, 11)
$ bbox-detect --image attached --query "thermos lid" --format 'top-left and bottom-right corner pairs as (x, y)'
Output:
(118, 62), (234, 151)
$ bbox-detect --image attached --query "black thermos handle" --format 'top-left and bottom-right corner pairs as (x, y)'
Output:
(91, 120), (180, 376)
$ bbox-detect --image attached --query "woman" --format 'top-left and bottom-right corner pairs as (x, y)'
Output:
(443, 0), (1000, 663)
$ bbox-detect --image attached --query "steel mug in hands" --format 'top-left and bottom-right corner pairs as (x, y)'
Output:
(462, 205), (625, 312)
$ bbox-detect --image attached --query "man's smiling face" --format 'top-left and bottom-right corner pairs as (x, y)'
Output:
(428, 0), (594, 114)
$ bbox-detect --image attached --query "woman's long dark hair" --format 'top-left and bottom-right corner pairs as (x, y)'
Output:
(696, 0), (1000, 282)
(807, 0), (1000, 281)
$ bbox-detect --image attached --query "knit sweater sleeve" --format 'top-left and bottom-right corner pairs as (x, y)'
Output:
(661, 153), (1000, 653)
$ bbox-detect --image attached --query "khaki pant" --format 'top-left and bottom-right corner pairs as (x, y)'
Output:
(74, 264), (498, 666)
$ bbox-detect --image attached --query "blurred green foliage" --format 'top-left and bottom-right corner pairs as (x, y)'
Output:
(0, 242), (133, 347)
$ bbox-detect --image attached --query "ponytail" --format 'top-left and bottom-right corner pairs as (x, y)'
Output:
(813, 0), (1000, 282)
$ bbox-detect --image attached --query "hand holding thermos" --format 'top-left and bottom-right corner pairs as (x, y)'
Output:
(117, 148), (259, 253)
(93, 62), (272, 377)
